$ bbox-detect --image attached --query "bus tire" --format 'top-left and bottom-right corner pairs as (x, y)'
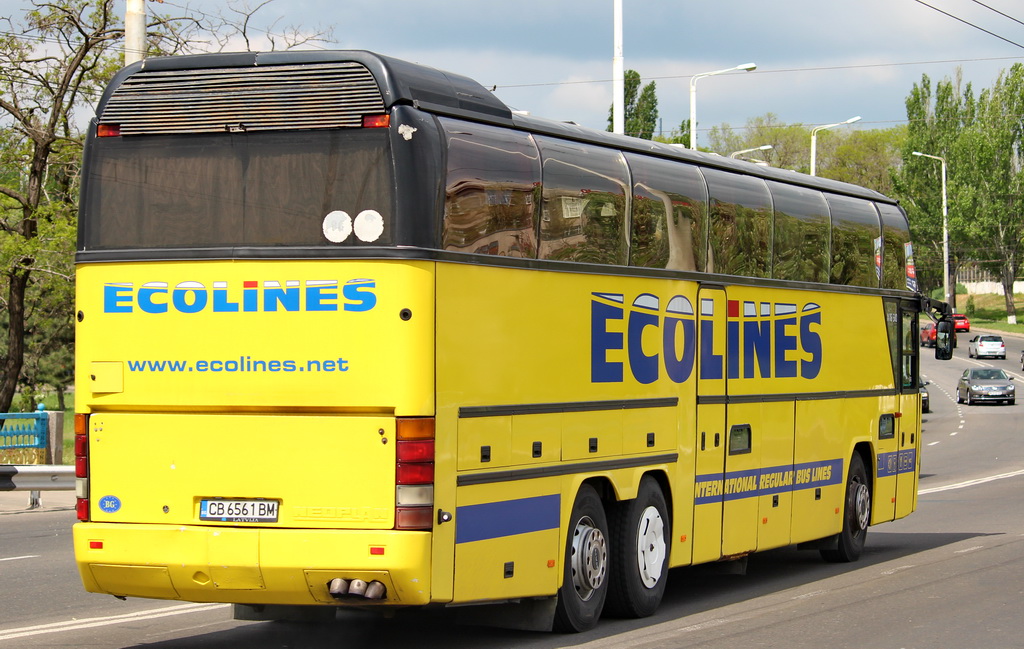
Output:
(821, 453), (870, 563)
(553, 484), (610, 633)
(605, 476), (669, 618)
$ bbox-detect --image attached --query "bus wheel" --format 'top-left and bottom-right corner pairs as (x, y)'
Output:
(821, 453), (870, 563)
(605, 476), (669, 618)
(553, 484), (609, 633)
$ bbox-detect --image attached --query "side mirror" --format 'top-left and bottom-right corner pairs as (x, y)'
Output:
(934, 320), (954, 360)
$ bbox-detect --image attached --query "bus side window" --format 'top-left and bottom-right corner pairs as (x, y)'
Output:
(702, 169), (772, 278)
(535, 136), (629, 265)
(440, 119), (540, 258)
(624, 153), (708, 272)
(767, 181), (830, 283)
(878, 203), (912, 290)
(826, 194), (881, 288)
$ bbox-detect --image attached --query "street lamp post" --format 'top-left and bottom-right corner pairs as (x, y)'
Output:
(809, 116), (861, 176)
(913, 151), (950, 307)
(729, 144), (773, 159)
(689, 62), (756, 150)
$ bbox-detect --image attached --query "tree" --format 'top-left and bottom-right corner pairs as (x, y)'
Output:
(895, 65), (1024, 323)
(0, 0), (332, 414)
(950, 65), (1024, 323)
(607, 69), (658, 139)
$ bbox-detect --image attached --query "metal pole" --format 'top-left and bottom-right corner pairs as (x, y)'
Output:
(125, 0), (146, 66)
(689, 63), (756, 150)
(612, 0), (624, 135)
(810, 116), (861, 176)
(941, 158), (950, 308)
(913, 151), (950, 306)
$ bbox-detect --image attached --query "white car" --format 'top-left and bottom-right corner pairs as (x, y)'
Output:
(967, 334), (1005, 359)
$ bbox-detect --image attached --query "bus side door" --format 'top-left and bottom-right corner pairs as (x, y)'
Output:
(896, 303), (921, 519)
(692, 287), (727, 565)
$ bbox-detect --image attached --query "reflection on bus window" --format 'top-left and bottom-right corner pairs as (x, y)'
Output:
(878, 203), (911, 290)
(625, 153), (708, 271)
(441, 118), (540, 258)
(827, 194), (881, 288)
(536, 136), (628, 264)
(703, 169), (772, 277)
(768, 181), (830, 283)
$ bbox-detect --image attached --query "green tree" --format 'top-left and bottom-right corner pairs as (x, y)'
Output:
(892, 70), (979, 313)
(607, 69), (659, 139)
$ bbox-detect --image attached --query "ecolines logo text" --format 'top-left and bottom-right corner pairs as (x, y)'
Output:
(591, 292), (822, 384)
(103, 279), (376, 314)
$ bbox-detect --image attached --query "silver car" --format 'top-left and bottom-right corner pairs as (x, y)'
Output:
(956, 368), (1015, 405)
(967, 334), (1005, 359)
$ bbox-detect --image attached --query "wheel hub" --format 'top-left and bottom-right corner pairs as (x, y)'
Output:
(852, 481), (871, 532)
(570, 516), (607, 600)
(635, 506), (666, 588)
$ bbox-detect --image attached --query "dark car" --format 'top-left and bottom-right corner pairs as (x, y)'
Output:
(920, 322), (936, 347)
(951, 313), (970, 332)
(956, 368), (1015, 405)
(920, 380), (930, 413)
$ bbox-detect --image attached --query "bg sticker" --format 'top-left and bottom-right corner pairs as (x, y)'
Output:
(98, 495), (122, 513)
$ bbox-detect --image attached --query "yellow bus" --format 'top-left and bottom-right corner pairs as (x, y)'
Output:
(72, 51), (952, 632)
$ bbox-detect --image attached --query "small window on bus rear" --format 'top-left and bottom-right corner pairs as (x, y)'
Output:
(625, 153), (709, 272)
(827, 194), (881, 288)
(439, 118), (540, 258)
(703, 169), (772, 278)
(767, 181), (830, 283)
(535, 137), (629, 265)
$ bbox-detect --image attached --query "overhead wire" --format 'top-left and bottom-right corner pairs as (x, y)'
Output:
(910, 0), (1024, 49)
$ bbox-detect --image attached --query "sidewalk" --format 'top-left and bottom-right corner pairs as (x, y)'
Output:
(0, 489), (75, 515)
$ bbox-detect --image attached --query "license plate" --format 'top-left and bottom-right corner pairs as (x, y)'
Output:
(200, 498), (279, 523)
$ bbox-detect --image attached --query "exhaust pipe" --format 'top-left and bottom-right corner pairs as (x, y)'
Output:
(327, 578), (387, 601)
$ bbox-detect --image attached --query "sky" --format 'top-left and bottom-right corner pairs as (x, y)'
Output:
(4, 0), (1024, 141)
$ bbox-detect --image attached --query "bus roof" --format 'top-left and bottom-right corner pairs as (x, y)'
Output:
(97, 49), (895, 206)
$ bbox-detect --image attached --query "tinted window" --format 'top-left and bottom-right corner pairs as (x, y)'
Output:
(703, 169), (772, 277)
(827, 194), (880, 287)
(878, 203), (911, 290)
(536, 137), (629, 264)
(625, 153), (708, 271)
(81, 130), (394, 249)
(768, 181), (830, 282)
(440, 119), (540, 258)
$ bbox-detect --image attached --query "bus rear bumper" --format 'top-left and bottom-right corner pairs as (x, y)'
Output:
(73, 523), (432, 606)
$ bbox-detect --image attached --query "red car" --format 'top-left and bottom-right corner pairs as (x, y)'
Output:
(952, 314), (970, 332)
(920, 322), (936, 347)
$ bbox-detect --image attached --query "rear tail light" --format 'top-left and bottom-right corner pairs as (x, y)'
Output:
(74, 414), (90, 521)
(361, 114), (390, 128)
(395, 418), (434, 530)
(96, 123), (121, 137)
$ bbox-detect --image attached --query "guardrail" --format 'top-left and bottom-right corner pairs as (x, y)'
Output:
(0, 465), (74, 510)
(0, 465), (75, 491)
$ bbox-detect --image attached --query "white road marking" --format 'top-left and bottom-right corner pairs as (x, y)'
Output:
(0, 603), (229, 642)
(919, 469), (1024, 495)
(0, 555), (39, 562)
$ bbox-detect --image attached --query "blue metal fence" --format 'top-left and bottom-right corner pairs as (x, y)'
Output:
(0, 405), (49, 449)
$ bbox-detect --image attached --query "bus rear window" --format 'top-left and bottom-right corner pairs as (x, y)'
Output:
(80, 129), (395, 250)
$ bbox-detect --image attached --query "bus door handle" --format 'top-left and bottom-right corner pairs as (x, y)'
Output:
(701, 432), (706, 451)
(714, 432), (720, 447)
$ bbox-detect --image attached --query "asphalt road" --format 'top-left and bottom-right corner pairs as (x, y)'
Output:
(1, 331), (1022, 648)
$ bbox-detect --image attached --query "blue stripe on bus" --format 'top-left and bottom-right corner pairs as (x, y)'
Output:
(455, 494), (561, 544)
(695, 459), (845, 505)
(876, 449), (917, 478)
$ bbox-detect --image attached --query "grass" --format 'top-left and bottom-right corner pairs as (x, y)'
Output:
(960, 292), (1024, 336)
